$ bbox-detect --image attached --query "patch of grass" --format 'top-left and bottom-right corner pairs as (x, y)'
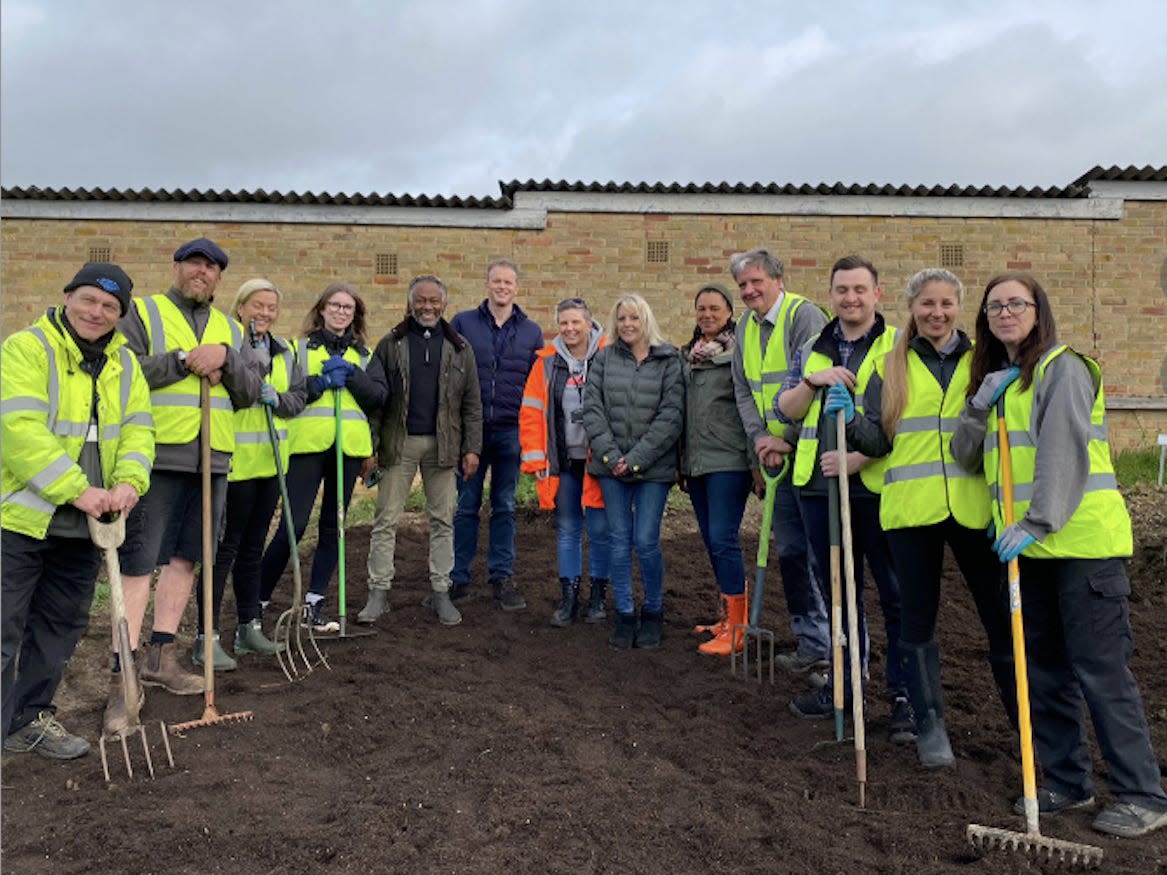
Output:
(1115, 448), (1162, 488)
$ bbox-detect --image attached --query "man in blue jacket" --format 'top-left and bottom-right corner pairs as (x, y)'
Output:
(449, 260), (543, 610)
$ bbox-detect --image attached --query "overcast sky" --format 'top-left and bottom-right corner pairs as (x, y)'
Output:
(2, 0), (1164, 197)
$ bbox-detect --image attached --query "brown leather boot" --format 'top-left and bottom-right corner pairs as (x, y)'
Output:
(138, 642), (204, 695)
(102, 672), (145, 738)
(698, 593), (748, 656)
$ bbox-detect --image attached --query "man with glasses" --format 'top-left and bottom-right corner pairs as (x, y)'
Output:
(106, 238), (262, 736)
(359, 276), (482, 626)
(449, 259), (543, 611)
(2, 263), (153, 758)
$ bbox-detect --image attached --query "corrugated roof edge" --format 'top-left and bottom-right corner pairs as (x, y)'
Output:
(1072, 165), (1167, 186)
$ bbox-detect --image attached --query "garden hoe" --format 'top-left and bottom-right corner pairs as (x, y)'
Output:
(835, 411), (867, 808)
(88, 514), (175, 782)
(731, 459), (788, 684)
(267, 403), (329, 681)
(171, 378), (253, 733)
(324, 388), (375, 640)
(966, 405), (1103, 868)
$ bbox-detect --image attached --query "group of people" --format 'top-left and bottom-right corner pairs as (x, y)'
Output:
(2, 239), (1165, 839)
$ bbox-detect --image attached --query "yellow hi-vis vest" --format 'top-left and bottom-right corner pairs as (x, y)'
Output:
(228, 339), (294, 482)
(984, 345), (1131, 559)
(793, 325), (897, 493)
(878, 349), (990, 530)
(135, 295), (242, 452)
(289, 340), (372, 457)
(1, 309), (155, 538)
(742, 294), (812, 437)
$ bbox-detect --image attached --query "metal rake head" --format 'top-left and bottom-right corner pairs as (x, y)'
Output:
(966, 823), (1104, 869)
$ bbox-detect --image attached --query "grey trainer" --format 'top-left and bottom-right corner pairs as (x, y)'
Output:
(3, 711), (90, 760)
(1092, 801), (1167, 838)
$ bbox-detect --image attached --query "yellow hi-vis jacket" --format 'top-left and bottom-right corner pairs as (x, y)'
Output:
(2, 308), (155, 538)
(793, 323), (897, 493)
(741, 294), (813, 437)
(135, 294), (242, 452)
(228, 339), (295, 482)
(984, 345), (1131, 559)
(290, 340), (372, 457)
(878, 348), (990, 530)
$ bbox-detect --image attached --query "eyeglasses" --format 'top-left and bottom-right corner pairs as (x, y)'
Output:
(984, 299), (1036, 318)
(325, 301), (356, 313)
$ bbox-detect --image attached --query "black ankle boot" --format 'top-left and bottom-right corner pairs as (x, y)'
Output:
(608, 612), (636, 651)
(900, 640), (954, 768)
(550, 577), (580, 627)
(635, 609), (663, 650)
(585, 578), (608, 624)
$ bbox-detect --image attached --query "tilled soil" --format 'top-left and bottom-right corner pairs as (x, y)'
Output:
(3, 491), (1167, 875)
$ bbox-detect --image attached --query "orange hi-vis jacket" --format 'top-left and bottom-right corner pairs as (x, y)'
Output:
(519, 341), (605, 511)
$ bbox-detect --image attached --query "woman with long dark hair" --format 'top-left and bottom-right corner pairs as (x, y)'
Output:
(950, 272), (1167, 838)
(258, 283), (387, 632)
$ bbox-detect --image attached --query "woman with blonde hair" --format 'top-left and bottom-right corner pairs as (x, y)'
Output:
(830, 268), (1015, 767)
(195, 279), (308, 669)
(582, 294), (683, 651)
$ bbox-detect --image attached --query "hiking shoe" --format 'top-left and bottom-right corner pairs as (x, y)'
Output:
(426, 590), (463, 626)
(806, 669), (828, 690)
(448, 583), (472, 605)
(888, 696), (916, 744)
(139, 642), (204, 695)
(1013, 788), (1094, 816)
(776, 649), (829, 674)
(234, 618), (282, 655)
(789, 685), (835, 720)
(492, 577), (527, 612)
(3, 711), (90, 760)
(1092, 801), (1167, 838)
(192, 632), (238, 671)
(301, 602), (340, 634)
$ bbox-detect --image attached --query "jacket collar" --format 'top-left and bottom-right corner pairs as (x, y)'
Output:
(391, 316), (466, 350)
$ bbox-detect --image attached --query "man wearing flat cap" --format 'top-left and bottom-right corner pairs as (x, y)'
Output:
(2, 263), (155, 759)
(108, 237), (262, 735)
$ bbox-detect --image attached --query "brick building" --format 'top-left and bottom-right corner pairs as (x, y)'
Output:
(2, 164), (1164, 448)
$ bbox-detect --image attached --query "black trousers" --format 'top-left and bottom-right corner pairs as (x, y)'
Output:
(198, 476), (282, 631)
(1020, 555), (1167, 808)
(1, 529), (99, 736)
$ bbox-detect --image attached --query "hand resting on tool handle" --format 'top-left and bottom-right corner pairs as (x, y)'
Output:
(72, 483), (138, 518)
(823, 383), (855, 423)
(969, 366), (1020, 411)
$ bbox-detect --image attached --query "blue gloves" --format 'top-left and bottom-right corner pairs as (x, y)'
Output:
(971, 366), (1020, 410)
(823, 383), (855, 423)
(993, 523), (1036, 562)
(260, 383), (279, 407)
(320, 355), (354, 390)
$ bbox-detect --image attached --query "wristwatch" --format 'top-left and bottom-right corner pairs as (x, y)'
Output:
(177, 350), (189, 372)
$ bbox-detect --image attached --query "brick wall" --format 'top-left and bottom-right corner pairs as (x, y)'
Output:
(2, 202), (1164, 449)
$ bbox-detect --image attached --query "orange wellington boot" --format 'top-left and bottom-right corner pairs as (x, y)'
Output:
(698, 593), (748, 656)
(693, 581), (747, 637)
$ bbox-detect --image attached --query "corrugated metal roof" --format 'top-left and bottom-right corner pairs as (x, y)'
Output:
(0, 185), (510, 209)
(1072, 165), (1167, 186)
(498, 178), (1090, 199)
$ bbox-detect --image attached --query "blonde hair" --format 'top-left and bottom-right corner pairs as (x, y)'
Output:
(882, 269), (963, 437)
(607, 294), (664, 348)
(232, 278), (281, 320)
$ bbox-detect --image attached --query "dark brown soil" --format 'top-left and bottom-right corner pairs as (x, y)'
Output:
(3, 490), (1167, 875)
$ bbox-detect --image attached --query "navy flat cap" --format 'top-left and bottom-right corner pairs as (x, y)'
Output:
(173, 237), (229, 270)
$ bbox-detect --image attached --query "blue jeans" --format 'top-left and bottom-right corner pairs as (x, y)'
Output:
(688, 470), (752, 597)
(555, 466), (611, 580)
(453, 425), (521, 584)
(598, 478), (671, 615)
(773, 476), (830, 658)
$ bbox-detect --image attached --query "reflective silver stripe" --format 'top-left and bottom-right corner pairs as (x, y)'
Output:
(52, 420), (90, 438)
(297, 338), (309, 368)
(521, 397), (545, 411)
(123, 411), (154, 428)
(985, 430), (1035, 452)
(358, 349), (370, 369)
(762, 409), (783, 423)
(141, 298), (168, 356)
(989, 471), (1119, 505)
(299, 408), (368, 422)
(0, 397), (51, 415)
(151, 392), (234, 412)
(235, 430), (288, 444)
(100, 424), (123, 441)
(27, 453), (75, 493)
(895, 416), (938, 434)
(521, 450), (546, 463)
(118, 348), (135, 415)
(3, 487), (56, 515)
(802, 426), (818, 441)
(1087, 424), (1108, 441)
(228, 319), (243, 348)
(121, 451), (153, 474)
(26, 327), (60, 432)
(884, 461), (946, 484)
